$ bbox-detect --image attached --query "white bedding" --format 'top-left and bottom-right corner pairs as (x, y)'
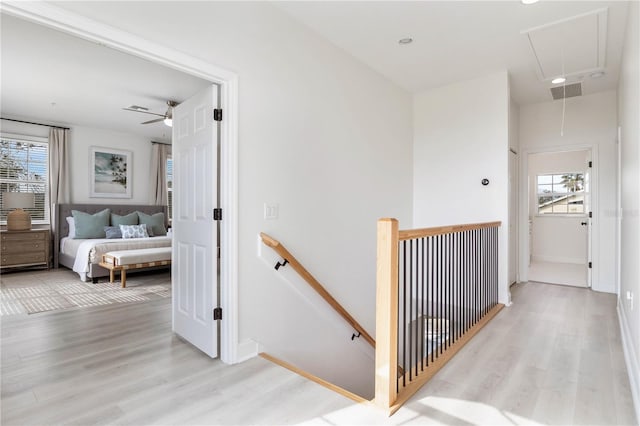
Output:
(61, 236), (172, 274)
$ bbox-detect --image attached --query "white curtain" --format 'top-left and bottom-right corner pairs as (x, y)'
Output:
(150, 143), (171, 205)
(48, 127), (69, 235)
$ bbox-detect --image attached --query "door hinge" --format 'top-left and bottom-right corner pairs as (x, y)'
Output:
(588, 262), (592, 269)
(213, 208), (222, 221)
(589, 211), (593, 218)
(213, 108), (223, 122)
(588, 161), (592, 168)
(213, 307), (222, 320)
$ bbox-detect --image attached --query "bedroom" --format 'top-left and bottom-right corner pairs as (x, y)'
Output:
(0, 15), (212, 305)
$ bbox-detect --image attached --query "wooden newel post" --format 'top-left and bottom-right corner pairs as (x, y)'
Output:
(375, 218), (399, 410)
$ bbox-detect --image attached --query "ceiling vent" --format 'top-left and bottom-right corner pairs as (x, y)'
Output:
(550, 82), (582, 100)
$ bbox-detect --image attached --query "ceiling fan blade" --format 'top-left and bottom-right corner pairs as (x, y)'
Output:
(122, 108), (166, 117)
(141, 118), (165, 125)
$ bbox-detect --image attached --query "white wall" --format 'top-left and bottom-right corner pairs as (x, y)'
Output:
(528, 150), (589, 265)
(0, 120), (155, 205)
(69, 126), (153, 205)
(50, 1), (414, 395)
(413, 71), (510, 305)
(1, 120), (154, 212)
(519, 91), (618, 293)
(617, 0), (640, 418)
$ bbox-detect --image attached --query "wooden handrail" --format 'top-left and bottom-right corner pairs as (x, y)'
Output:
(260, 232), (375, 348)
(398, 221), (501, 241)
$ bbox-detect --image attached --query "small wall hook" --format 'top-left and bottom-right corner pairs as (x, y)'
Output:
(481, 178), (490, 186)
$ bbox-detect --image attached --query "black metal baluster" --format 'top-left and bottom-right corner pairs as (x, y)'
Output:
(438, 234), (443, 355)
(409, 239), (413, 382)
(402, 240), (407, 388)
(496, 227), (499, 306)
(420, 237), (425, 371)
(475, 229), (478, 325)
(481, 229), (484, 318)
(447, 233), (451, 350)
(471, 229), (475, 328)
(413, 240), (420, 377)
(455, 232), (462, 341)
(430, 235), (434, 363)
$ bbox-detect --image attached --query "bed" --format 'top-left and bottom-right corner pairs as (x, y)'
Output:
(54, 204), (170, 282)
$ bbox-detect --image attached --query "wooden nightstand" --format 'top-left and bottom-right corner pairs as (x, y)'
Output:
(0, 229), (50, 270)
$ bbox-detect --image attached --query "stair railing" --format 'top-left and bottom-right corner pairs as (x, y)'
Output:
(260, 232), (375, 347)
(375, 218), (504, 414)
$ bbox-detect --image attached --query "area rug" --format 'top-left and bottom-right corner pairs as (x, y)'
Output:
(0, 269), (170, 316)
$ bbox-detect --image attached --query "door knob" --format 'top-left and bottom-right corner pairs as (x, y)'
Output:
(581, 221), (588, 226)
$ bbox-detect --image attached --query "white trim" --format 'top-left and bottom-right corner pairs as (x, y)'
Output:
(1, 2), (241, 364)
(531, 255), (586, 265)
(618, 300), (640, 422)
(235, 339), (261, 364)
(616, 126), (622, 296)
(519, 144), (596, 286)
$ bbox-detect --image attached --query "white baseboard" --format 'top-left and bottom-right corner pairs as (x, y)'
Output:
(235, 339), (260, 364)
(617, 299), (640, 422)
(531, 255), (585, 265)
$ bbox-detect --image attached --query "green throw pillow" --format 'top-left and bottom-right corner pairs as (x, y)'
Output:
(137, 211), (167, 236)
(71, 209), (110, 239)
(111, 212), (138, 226)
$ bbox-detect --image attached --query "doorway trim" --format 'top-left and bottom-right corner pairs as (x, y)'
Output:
(1, 2), (244, 364)
(519, 143), (598, 288)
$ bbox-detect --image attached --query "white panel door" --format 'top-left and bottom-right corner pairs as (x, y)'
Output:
(172, 84), (219, 358)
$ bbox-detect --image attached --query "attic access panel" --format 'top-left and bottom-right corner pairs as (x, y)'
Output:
(522, 8), (608, 82)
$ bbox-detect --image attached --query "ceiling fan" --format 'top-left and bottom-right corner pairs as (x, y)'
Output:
(123, 100), (178, 127)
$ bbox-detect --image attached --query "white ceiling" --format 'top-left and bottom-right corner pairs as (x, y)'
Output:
(0, 14), (212, 142)
(0, 1), (631, 141)
(274, 1), (629, 104)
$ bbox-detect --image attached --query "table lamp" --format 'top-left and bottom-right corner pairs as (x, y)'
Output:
(3, 192), (35, 231)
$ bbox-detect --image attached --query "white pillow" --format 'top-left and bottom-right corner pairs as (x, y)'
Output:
(119, 223), (149, 239)
(66, 216), (76, 238)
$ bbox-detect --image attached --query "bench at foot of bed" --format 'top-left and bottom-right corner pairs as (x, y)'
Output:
(99, 247), (172, 288)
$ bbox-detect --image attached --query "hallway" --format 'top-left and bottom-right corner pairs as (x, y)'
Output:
(1, 278), (636, 425)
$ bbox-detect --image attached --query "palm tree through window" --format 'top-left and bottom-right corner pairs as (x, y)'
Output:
(537, 173), (585, 214)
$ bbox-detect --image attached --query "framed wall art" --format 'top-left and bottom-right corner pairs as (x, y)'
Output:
(90, 147), (132, 198)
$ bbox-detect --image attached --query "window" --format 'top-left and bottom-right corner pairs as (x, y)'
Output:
(0, 135), (49, 223)
(537, 173), (585, 215)
(166, 156), (173, 222)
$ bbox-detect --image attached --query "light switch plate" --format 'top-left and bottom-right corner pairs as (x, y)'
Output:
(264, 203), (279, 220)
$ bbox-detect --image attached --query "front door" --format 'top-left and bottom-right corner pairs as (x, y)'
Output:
(172, 84), (219, 357)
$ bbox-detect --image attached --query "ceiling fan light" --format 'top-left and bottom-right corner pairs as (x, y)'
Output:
(164, 117), (172, 127)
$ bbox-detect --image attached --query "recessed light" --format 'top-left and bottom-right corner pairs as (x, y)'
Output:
(551, 77), (566, 84)
(521, 0), (539, 4)
(590, 71), (605, 79)
(398, 37), (413, 45)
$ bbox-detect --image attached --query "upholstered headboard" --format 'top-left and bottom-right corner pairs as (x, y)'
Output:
(54, 203), (168, 268)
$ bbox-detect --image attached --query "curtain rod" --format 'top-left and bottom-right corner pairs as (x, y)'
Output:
(1, 117), (70, 130)
(151, 141), (172, 146)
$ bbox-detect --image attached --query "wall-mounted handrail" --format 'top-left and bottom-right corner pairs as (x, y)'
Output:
(260, 232), (375, 348)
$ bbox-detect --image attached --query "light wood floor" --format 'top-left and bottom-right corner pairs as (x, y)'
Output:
(529, 261), (588, 288)
(1, 275), (637, 425)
